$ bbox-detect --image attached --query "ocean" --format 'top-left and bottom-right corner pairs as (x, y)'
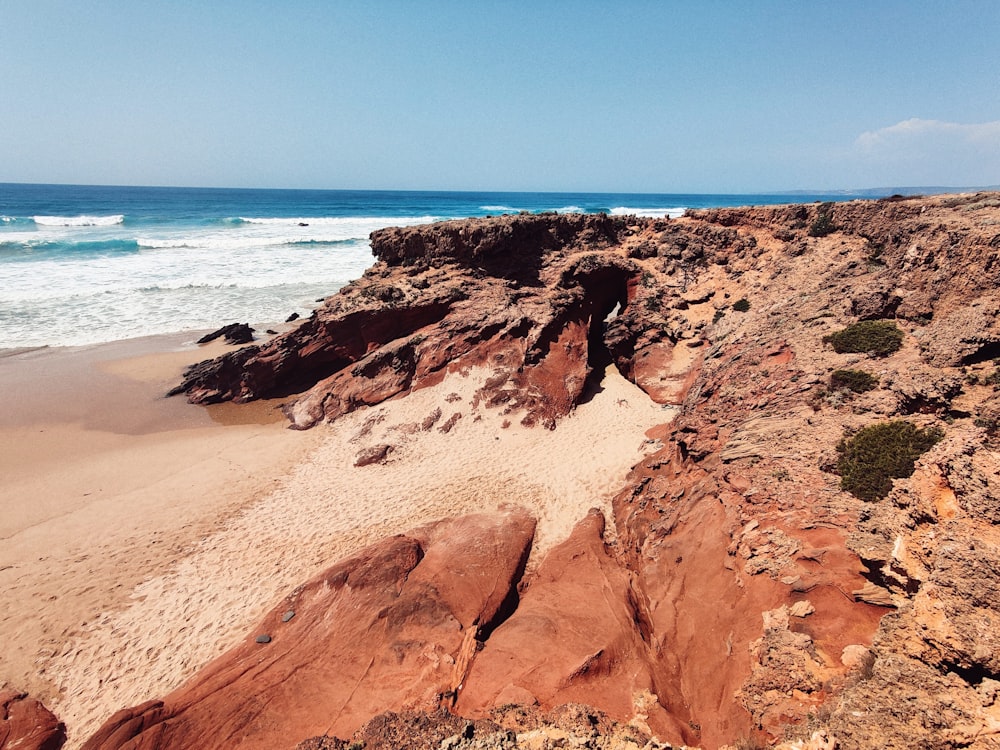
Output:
(1, 183), (859, 348)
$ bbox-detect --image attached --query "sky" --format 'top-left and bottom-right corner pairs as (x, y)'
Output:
(2, 1), (999, 193)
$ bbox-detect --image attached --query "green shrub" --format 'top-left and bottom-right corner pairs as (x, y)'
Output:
(824, 320), (903, 356)
(836, 420), (944, 501)
(732, 297), (750, 312)
(830, 369), (879, 393)
(975, 416), (999, 436)
(808, 203), (837, 237)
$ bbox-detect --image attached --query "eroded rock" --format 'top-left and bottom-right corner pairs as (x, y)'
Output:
(0, 690), (65, 750)
(82, 510), (536, 750)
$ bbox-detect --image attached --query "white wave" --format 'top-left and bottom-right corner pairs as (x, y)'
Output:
(0, 230), (377, 346)
(135, 235), (360, 251)
(135, 215), (441, 252)
(0, 279), (354, 348)
(609, 206), (686, 219)
(479, 206), (585, 214)
(237, 215), (438, 226)
(33, 214), (125, 227)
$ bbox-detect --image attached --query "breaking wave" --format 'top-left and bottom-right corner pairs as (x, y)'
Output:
(234, 215), (439, 227)
(609, 206), (687, 219)
(33, 214), (125, 227)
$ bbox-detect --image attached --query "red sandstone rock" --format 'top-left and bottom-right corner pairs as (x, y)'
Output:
(456, 509), (689, 743)
(0, 690), (65, 750)
(81, 510), (535, 750)
(168, 214), (693, 430)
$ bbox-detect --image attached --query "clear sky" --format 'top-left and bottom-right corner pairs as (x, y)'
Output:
(2, 1), (998, 193)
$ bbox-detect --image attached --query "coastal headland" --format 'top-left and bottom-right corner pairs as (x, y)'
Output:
(3, 193), (1000, 749)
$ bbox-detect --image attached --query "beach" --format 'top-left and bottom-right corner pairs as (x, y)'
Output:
(0, 330), (673, 747)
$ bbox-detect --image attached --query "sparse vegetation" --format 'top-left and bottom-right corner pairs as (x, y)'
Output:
(732, 297), (751, 312)
(808, 203), (837, 237)
(975, 415), (999, 437)
(836, 420), (944, 501)
(830, 369), (879, 393)
(733, 735), (768, 750)
(824, 320), (903, 356)
(865, 241), (886, 268)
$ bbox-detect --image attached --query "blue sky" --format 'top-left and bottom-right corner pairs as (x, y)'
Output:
(2, 1), (998, 192)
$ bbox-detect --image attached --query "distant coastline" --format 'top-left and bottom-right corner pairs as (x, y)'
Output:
(781, 184), (1000, 197)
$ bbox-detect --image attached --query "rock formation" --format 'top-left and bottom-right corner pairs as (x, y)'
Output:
(0, 689), (65, 750)
(80, 510), (536, 750)
(169, 212), (697, 428)
(72, 194), (1000, 748)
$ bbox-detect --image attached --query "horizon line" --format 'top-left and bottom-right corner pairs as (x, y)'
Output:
(3, 180), (999, 197)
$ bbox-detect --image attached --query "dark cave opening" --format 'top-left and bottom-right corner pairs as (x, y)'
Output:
(576, 266), (631, 399)
(941, 659), (999, 687)
(960, 340), (1000, 366)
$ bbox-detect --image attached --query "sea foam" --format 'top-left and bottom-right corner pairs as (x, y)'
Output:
(33, 214), (125, 227)
(136, 215), (440, 252)
(610, 206), (687, 219)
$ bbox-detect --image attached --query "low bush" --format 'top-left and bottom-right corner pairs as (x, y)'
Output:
(808, 203), (837, 237)
(824, 320), (903, 356)
(732, 297), (751, 312)
(836, 420), (944, 501)
(830, 368), (879, 393)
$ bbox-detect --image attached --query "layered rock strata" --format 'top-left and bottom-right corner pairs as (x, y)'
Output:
(170, 212), (702, 428)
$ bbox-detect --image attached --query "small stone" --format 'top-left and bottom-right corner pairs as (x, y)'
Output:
(841, 644), (870, 669)
(255, 634), (272, 644)
(789, 600), (815, 618)
(282, 610), (295, 623)
(354, 443), (393, 467)
(197, 322), (255, 345)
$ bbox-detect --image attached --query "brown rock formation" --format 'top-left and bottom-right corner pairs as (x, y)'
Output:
(81, 510), (535, 750)
(296, 703), (678, 749)
(79, 193), (1000, 748)
(169, 213), (691, 429)
(455, 509), (689, 742)
(0, 689), (65, 750)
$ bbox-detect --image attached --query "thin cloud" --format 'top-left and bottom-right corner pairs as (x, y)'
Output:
(856, 118), (1000, 149)
(850, 118), (1000, 186)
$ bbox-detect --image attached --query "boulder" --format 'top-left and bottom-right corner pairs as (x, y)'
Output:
(81, 510), (535, 750)
(0, 690), (65, 750)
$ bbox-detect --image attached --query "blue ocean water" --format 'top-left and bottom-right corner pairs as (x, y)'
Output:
(1, 183), (859, 348)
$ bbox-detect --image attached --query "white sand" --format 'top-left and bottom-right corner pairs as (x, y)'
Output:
(0, 341), (673, 748)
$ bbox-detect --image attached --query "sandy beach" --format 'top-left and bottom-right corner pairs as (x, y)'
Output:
(0, 332), (674, 747)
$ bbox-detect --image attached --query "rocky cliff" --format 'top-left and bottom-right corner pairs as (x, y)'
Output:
(9, 194), (1000, 750)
